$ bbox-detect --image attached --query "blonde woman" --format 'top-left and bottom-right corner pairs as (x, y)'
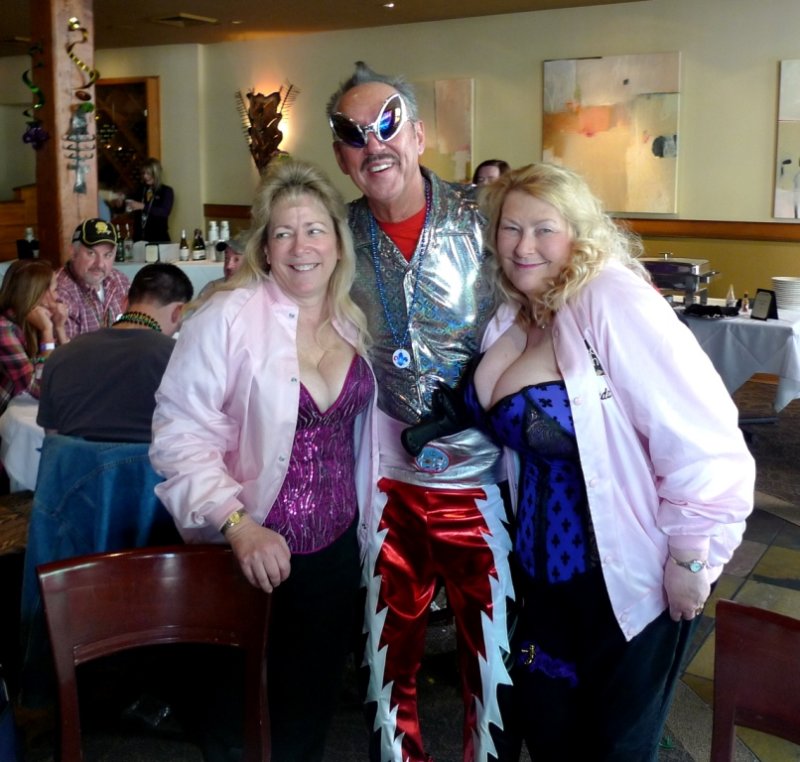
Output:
(465, 163), (754, 760)
(150, 158), (376, 761)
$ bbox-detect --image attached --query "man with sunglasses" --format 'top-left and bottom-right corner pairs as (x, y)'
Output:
(327, 62), (514, 762)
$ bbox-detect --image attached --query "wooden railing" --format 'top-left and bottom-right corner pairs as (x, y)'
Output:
(0, 185), (37, 262)
(618, 217), (800, 242)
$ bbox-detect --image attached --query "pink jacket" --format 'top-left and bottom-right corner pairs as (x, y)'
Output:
(482, 262), (755, 639)
(149, 277), (379, 553)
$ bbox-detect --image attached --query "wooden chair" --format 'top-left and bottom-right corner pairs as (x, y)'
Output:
(37, 544), (271, 762)
(710, 599), (800, 760)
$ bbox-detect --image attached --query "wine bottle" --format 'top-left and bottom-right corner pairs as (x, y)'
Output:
(115, 225), (125, 262)
(192, 228), (206, 261)
(24, 227), (40, 259)
(123, 224), (134, 261)
(179, 229), (190, 261)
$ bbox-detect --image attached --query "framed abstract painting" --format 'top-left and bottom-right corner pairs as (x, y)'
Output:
(415, 78), (473, 184)
(774, 59), (800, 219)
(543, 52), (681, 214)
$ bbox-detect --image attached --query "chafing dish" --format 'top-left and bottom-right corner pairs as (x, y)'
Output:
(639, 252), (719, 305)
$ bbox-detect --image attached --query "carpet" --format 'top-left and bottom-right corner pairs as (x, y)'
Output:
(734, 379), (800, 507)
(0, 490), (33, 555)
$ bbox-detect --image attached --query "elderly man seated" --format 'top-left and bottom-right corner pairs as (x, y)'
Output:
(198, 231), (247, 298)
(38, 263), (193, 441)
(56, 218), (130, 338)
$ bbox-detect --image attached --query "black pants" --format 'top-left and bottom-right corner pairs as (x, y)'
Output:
(267, 518), (361, 761)
(202, 519), (361, 762)
(510, 567), (698, 762)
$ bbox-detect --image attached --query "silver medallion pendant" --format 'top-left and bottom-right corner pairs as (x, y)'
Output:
(392, 348), (411, 369)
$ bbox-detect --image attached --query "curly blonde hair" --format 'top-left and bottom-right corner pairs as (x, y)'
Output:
(479, 162), (648, 327)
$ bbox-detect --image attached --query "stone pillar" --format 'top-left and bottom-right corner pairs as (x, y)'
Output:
(31, 0), (99, 266)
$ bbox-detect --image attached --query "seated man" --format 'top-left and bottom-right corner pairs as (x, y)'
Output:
(57, 218), (130, 338)
(198, 232), (247, 298)
(38, 263), (193, 442)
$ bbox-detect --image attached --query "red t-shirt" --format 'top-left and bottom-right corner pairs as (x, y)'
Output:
(378, 205), (426, 262)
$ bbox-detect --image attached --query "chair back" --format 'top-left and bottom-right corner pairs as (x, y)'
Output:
(20, 435), (180, 706)
(38, 544), (271, 762)
(711, 599), (800, 760)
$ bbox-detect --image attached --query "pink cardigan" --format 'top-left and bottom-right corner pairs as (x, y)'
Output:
(482, 262), (755, 639)
(150, 277), (379, 553)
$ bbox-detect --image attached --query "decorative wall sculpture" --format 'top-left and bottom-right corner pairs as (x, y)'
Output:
(236, 83), (299, 172)
(543, 52), (680, 214)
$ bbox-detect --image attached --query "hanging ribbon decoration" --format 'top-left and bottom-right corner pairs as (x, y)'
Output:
(63, 16), (99, 193)
(66, 16), (100, 102)
(21, 43), (49, 150)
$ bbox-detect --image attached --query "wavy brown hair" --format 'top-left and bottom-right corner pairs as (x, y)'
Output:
(0, 260), (55, 356)
(479, 162), (648, 327)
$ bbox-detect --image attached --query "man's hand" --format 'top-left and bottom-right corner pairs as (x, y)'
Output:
(225, 515), (291, 593)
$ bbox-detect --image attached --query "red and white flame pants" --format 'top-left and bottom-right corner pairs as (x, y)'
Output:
(362, 478), (515, 762)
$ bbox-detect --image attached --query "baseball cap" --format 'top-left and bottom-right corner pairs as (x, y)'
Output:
(72, 218), (117, 247)
(215, 231), (247, 255)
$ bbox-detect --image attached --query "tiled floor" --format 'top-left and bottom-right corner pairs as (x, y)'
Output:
(673, 491), (800, 761)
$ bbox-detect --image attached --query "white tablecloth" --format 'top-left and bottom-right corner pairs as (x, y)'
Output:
(0, 393), (44, 491)
(681, 308), (800, 412)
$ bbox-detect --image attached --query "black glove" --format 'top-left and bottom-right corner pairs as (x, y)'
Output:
(401, 383), (470, 457)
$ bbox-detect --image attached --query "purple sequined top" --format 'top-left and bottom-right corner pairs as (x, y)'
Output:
(265, 355), (373, 554)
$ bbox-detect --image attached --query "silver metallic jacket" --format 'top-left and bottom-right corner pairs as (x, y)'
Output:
(349, 168), (503, 487)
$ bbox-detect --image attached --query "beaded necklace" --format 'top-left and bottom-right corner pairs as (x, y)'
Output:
(113, 310), (162, 332)
(368, 179), (432, 369)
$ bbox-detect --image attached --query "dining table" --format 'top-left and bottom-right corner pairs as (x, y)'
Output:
(0, 393), (44, 492)
(680, 306), (800, 413)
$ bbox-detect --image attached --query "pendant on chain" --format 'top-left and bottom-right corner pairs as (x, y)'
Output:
(392, 348), (411, 369)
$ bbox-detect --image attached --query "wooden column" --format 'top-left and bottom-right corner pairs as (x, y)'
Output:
(31, 0), (99, 266)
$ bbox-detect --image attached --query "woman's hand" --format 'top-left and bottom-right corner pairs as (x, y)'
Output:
(38, 293), (68, 346)
(50, 301), (68, 333)
(225, 515), (291, 593)
(26, 305), (54, 339)
(126, 198), (144, 212)
(664, 556), (711, 622)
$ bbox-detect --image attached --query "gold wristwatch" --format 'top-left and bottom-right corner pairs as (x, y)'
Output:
(221, 509), (246, 535)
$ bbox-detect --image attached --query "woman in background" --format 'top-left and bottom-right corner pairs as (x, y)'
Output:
(0, 260), (67, 414)
(467, 162), (754, 760)
(150, 158), (377, 761)
(127, 157), (174, 242)
(472, 158), (510, 186)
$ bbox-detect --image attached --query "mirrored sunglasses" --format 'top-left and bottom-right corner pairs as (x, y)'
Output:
(329, 93), (409, 148)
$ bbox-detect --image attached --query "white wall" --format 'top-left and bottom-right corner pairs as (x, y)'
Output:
(0, 105), (35, 200)
(2, 0), (800, 225)
(0, 59), (38, 200)
(195, 0), (800, 220)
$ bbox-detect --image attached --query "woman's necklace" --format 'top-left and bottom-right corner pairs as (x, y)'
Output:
(141, 187), (155, 231)
(113, 310), (162, 332)
(368, 180), (432, 369)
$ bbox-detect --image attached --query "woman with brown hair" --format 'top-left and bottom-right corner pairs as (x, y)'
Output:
(0, 260), (68, 414)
